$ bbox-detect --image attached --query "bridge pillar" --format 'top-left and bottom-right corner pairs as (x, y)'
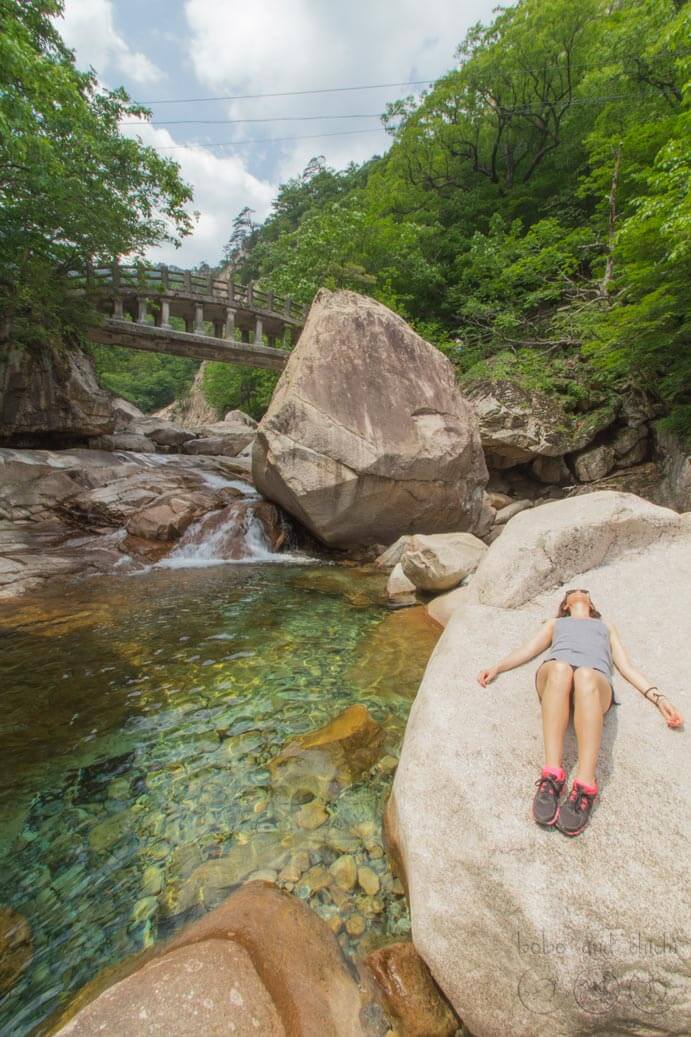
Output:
(193, 302), (204, 334)
(137, 296), (148, 323)
(224, 307), (236, 340)
(112, 296), (124, 320)
(158, 299), (171, 329)
(254, 316), (263, 345)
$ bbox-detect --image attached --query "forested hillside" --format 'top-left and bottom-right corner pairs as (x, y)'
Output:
(210, 0), (688, 438)
(91, 0), (689, 438)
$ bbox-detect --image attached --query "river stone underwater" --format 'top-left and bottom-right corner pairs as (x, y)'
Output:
(0, 561), (440, 1036)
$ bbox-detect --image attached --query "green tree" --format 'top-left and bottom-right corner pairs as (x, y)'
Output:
(88, 345), (198, 413)
(202, 363), (278, 421)
(0, 0), (194, 344)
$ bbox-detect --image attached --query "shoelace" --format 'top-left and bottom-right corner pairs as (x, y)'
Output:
(535, 775), (563, 796)
(567, 786), (595, 813)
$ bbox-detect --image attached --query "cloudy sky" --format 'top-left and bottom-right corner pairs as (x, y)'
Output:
(57, 0), (503, 267)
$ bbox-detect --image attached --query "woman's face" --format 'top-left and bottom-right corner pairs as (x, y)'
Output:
(565, 589), (590, 612)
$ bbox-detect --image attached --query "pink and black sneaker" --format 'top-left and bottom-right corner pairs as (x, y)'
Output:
(556, 780), (598, 836)
(532, 766), (565, 826)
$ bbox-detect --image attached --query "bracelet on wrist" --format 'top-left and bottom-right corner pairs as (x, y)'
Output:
(644, 686), (665, 707)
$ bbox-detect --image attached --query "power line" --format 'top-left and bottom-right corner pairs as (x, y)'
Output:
(135, 80), (435, 105)
(132, 63), (622, 106)
(129, 93), (636, 152)
(122, 113), (385, 127)
(154, 128), (392, 152)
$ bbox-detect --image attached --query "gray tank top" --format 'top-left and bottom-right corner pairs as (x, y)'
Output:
(546, 617), (618, 700)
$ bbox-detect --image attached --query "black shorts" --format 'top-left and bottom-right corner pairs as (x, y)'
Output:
(535, 659), (618, 713)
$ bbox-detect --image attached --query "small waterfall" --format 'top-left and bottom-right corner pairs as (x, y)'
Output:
(158, 499), (312, 568)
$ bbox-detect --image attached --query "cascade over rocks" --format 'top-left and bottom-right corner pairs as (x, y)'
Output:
(0, 449), (264, 598)
(387, 490), (691, 1037)
(252, 289), (488, 547)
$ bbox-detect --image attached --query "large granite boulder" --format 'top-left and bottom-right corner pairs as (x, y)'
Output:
(387, 508), (691, 1037)
(0, 342), (115, 446)
(252, 289), (488, 547)
(472, 490), (683, 609)
(465, 379), (618, 468)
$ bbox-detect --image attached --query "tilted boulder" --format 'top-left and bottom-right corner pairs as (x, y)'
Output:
(88, 432), (155, 453)
(401, 532), (487, 592)
(252, 289), (488, 547)
(387, 512), (691, 1037)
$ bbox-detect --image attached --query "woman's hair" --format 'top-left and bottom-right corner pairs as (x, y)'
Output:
(556, 588), (602, 618)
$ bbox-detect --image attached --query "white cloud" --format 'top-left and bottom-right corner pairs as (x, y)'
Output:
(58, 0), (164, 85)
(121, 121), (275, 267)
(183, 0), (497, 180)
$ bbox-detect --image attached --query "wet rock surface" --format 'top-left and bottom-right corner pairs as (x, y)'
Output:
(0, 448), (266, 599)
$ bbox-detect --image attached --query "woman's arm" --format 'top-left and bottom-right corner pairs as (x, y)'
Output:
(477, 619), (555, 687)
(608, 622), (684, 728)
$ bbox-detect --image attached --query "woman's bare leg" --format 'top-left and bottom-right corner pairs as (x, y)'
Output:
(536, 661), (574, 769)
(572, 668), (611, 786)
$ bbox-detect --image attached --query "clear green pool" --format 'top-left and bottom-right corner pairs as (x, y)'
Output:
(0, 562), (439, 1036)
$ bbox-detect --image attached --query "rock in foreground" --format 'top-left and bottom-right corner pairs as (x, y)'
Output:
(252, 289), (488, 547)
(51, 881), (385, 1037)
(388, 500), (691, 1037)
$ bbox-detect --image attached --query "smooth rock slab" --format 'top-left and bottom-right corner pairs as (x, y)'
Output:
(472, 490), (683, 608)
(389, 530), (691, 1037)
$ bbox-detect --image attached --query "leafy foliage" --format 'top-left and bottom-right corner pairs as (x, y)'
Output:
(218, 0), (689, 436)
(201, 363), (278, 421)
(88, 346), (198, 413)
(0, 0), (193, 344)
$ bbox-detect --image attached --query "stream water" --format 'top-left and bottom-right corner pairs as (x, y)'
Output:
(0, 551), (440, 1035)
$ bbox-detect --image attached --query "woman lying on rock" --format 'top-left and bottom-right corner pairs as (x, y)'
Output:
(476, 588), (683, 836)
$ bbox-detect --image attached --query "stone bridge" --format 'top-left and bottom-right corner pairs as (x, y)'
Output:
(80, 261), (308, 371)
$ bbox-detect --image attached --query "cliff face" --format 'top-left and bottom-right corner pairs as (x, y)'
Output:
(0, 341), (115, 447)
(153, 362), (222, 428)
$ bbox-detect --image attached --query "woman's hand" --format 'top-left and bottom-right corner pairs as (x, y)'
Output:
(657, 696), (684, 729)
(477, 666), (499, 687)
